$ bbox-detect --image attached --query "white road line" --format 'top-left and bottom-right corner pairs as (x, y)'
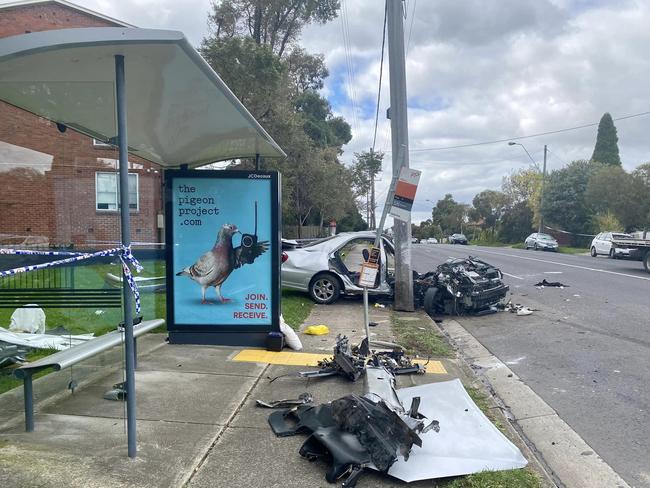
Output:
(468, 248), (650, 282)
(543, 271), (563, 274)
(502, 272), (524, 280)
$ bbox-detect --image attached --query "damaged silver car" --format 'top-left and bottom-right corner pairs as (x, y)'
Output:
(281, 232), (395, 304)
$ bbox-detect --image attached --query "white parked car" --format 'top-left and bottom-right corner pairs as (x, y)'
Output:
(425, 237), (438, 244)
(590, 232), (633, 258)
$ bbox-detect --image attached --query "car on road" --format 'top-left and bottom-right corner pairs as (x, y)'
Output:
(424, 237), (438, 244)
(590, 232), (633, 258)
(448, 233), (468, 245)
(524, 233), (558, 251)
(281, 232), (395, 304)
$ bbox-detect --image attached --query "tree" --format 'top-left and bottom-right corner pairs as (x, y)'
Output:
(201, 3), (361, 237)
(541, 160), (595, 236)
(502, 167), (542, 229)
(499, 201), (534, 243)
(430, 194), (469, 236)
(471, 190), (507, 230)
(632, 162), (650, 187)
(208, 0), (340, 57)
(591, 112), (621, 166)
(351, 150), (383, 228)
(585, 165), (648, 231)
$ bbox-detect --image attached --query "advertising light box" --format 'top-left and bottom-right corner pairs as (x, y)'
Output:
(164, 170), (281, 346)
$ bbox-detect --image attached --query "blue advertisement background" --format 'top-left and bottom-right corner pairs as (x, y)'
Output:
(171, 177), (272, 326)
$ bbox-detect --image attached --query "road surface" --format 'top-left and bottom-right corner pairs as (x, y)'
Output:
(412, 243), (650, 488)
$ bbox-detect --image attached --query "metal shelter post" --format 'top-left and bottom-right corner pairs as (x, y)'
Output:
(115, 54), (138, 458)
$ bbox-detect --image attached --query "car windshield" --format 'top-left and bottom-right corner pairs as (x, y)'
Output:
(612, 233), (632, 239)
(538, 234), (554, 240)
(455, 234), (466, 238)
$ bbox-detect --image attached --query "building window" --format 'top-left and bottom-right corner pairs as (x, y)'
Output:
(93, 138), (114, 148)
(96, 172), (139, 211)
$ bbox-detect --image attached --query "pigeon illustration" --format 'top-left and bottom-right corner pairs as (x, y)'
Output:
(176, 223), (269, 304)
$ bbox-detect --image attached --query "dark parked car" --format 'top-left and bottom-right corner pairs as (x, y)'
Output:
(448, 233), (468, 245)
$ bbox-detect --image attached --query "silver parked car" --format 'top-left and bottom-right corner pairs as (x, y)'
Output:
(590, 232), (633, 258)
(281, 232), (395, 304)
(524, 233), (558, 251)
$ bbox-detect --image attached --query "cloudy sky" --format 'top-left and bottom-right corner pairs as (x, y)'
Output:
(25, 0), (650, 222)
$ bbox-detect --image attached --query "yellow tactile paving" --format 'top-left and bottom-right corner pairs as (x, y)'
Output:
(231, 349), (447, 374)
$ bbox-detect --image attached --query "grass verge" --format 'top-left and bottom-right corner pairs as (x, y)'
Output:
(390, 312), (452, 357)
(443, 468), (541, 488)
(0, 348), (58, 395)
(558, 247), (588, 255)
(281, 289), (314, 330)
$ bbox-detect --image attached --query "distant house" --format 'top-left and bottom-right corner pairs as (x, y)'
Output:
(0, 0), (163, 248)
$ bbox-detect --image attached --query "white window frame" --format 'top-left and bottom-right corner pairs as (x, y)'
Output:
(95, 172), (139, 212)
(93, 138), (114, 148)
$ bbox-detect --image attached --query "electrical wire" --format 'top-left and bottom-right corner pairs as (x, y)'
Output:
(406, 110), (650, 153)
(405, 0), (417, 58)
(372, 1), (388, 152)
(339, 0), (360, 134)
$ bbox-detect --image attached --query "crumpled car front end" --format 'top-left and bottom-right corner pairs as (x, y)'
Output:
(414, 257), (509, 315)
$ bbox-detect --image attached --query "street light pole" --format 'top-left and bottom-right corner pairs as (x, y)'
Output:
(508, 141), (536, 166)
(538, 144), (547, 233)
(507, 141), (548, 234)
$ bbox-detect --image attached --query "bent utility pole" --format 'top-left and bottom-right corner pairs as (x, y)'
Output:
(387, 0), (414, 311)
(538, 145), (547, 234)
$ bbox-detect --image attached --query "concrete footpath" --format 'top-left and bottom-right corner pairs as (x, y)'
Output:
(0, 302), (549, 487)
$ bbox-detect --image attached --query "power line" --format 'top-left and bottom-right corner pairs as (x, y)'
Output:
(406, 110), (650, 153)
(372, 1), (388, 152)
(339, 0), (360, 134)
(405, 0), (417, 58)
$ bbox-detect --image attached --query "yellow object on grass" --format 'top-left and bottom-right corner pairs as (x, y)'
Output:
(303, 325), (330, 335)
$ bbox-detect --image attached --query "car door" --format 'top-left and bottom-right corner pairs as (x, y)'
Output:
(601, 233), (612, 254)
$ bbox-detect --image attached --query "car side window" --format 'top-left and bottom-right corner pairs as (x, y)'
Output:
(336, 238), (374, 272)
(605, 233), (612, 241)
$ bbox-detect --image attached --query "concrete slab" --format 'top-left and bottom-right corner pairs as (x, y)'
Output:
(43, 370), (257, 424)
(188, 425), (440, 488)
(0, 413), (217, 488)
(138, 343), (265, 377)
(518, 415), (630, 488)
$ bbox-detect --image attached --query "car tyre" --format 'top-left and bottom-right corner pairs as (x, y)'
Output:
(609, 248), (615, 259)
(534, 243), (538, 251)
(309, 273), (341, 304)
(423, 287), (439, 316)
(644, 251), (650, 273)
(590, 246), (597, 257)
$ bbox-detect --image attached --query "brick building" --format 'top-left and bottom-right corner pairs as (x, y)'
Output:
(0, 0), (163, 248)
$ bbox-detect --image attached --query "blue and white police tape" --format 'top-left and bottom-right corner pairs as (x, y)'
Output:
(0, 246), (143, 314)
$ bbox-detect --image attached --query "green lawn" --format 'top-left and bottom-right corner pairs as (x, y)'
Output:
(390, 312), (452, 358)
(558, 246), (589, 255)
(281, 289), (314, 330)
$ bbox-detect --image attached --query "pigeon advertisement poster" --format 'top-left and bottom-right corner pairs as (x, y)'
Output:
(165, 170), (280, 345)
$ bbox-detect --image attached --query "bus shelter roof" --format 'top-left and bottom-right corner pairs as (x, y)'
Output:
(0, 27), (286, 167)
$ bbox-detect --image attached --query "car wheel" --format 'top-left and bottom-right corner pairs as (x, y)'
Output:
(534, 243), (538, 251)
(309, 273), (341, 304)
(590, 246), (597, 257)
(609, 248), (615, 259)
(643, 251), (650, 273)
(423, 287), (439, 316)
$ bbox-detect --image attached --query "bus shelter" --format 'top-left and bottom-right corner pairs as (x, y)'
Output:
(0, 27), (285, 457)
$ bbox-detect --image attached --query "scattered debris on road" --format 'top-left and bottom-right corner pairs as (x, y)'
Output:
(535, 279), (568, 288)
(303, 324), (329, 335)
(498, 300), (535, 316)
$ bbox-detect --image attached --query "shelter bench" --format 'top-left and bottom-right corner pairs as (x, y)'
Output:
(13, 318), (165, 432)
